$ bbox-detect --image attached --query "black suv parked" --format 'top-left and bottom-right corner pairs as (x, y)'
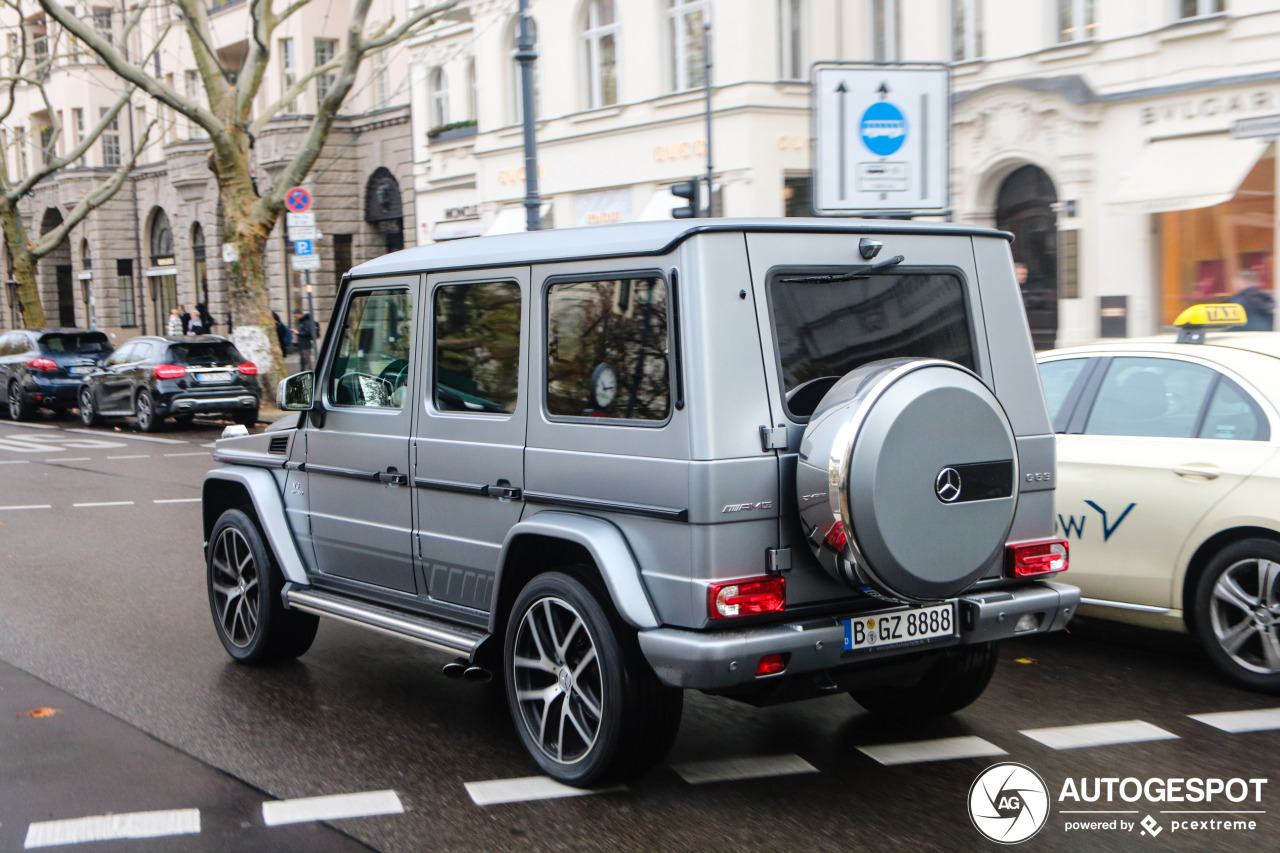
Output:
(0, 328), (114, 420)
(79, 336), (261, 431)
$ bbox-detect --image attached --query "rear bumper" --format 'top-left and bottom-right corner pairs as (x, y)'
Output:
(159, 393), (258, 415)
(637, 581), (1079, 690)
(23, 376), (80, 407)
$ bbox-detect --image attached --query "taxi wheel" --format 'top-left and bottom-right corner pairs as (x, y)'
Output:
(850, 642), (998, 720)
(1194, 538), (1280, 693)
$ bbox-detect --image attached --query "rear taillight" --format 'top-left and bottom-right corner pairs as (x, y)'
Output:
(237, 361), (258, 376)
(1005, 539), (1069, 579)
(707, 576), (786, 620)
(153, 364), (187, 380)
(26, 357), (57, 372)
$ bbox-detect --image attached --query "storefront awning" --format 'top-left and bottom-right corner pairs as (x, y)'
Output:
(432, 219), (482, 241)
(1110, 134), (1270, 214)
(485, 205), (551, 235)
(637, 188), (682, 221)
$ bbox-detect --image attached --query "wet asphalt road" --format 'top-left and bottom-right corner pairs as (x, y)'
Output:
(1, 415), (1279, 852)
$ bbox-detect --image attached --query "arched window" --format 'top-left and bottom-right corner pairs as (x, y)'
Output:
(510, 16), (540, 123)
(666, 0), (707, 92)
(149, 209), (173, 263)
(582, 0), (618, 109)
(431, 67), (450, 128)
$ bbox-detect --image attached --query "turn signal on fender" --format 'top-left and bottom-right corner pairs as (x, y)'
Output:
(707, 576), (786, 620)
(1005, 540), (1069, 579)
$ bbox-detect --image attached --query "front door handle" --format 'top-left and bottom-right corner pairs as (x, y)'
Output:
(1173, 463), (1221, 480)
(378, 467), (408, 486)
(484, 481), (522, 500)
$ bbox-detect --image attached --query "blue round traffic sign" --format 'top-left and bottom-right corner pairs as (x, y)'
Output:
(285, 186), (311, 212)
(860, 102), (907, 157)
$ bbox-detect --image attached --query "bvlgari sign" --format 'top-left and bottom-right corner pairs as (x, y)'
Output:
(1141, 90), (1275, 126)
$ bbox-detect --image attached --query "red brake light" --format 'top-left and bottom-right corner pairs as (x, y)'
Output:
(1006, 539), (1069, 578)
(755, 653), (789, 676)
(26, 357), (57, 372)
(237, 361), (258, 376)
(707, 576), (786, 620)
(153, 363), (187, 380)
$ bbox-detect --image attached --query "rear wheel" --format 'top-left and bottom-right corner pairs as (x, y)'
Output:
(850, 642), (998, 721)
(1193, 538), (1280, 693)
(207, 508), (318, 664)
(234, 408), (259, 427)
(505, 571), (682, 787)
(78, 387), (102, 426)
(8, 380), (31, 421)
(135, 389), (161, 432)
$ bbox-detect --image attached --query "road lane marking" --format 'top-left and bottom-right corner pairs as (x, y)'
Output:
(24, 808), (200, 848)
(671, 754), (818, 784)
(464, 776), (625, 806)
(48, 457), (90, 462)
(163, 452), (211, 457)
(1190, 708), (1280, 733)
(64, 429), (186, 445)
(1020, 720), (1178, 750)
(261, 790), (403, 826)
(0, 460), (29, 464)
(106, 455), (149, 460)
(856, 736), (1007, 767)
(0, 421), (56, 430)
(154, 498), (201, 504)
(0, 504), (51, 511)
(73, 501), (136, 508)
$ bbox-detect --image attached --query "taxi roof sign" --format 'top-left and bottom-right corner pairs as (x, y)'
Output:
(1174, 303), (1247, 343)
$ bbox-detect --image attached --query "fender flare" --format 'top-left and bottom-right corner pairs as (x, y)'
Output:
(495, 512), (660, 630)
(203, 468), (309, 585)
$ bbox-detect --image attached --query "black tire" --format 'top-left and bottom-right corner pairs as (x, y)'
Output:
(850, 642), (998, 721)
(504, 571), (682, 787)
(207, 508), (319, 664)
(1193, 538), (1280, 693)
(79, 386), (102, 426)
(135, 389), (161, 432)
(8, 380), (31, 421)
(174, 413), (195, 426)
(234, 408), (259, 427)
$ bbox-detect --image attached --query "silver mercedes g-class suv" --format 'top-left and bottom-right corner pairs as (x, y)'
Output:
(203, 219), (1078, 786)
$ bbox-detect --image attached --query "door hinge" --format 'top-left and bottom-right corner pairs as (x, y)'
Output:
(766, 547), (792, 575)
(760, 425), (788, 452)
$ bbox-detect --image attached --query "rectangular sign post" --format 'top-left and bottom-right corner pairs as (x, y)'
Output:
(812, 62), (950, 216)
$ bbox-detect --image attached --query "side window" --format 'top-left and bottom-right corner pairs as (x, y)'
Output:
(546, 276), (670, 421)
(1084, 357), (1215, 438)
(0, 333), (14, 356)
(433, 281), (521, 414)
(1198, 378), (1269, 441)
(1037, 358), (1086, 425)
(329, 289), (414, 409)
(106, 344), (135, 366)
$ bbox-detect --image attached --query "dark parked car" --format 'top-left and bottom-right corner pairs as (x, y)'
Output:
(0, 328), (114, 420)
(78, 335), (261, 431)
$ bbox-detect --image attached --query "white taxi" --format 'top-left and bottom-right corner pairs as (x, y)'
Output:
(1037, 304), (1280, 693)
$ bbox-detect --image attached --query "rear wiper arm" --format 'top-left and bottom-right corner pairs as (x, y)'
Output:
(780, 254), (905, 284)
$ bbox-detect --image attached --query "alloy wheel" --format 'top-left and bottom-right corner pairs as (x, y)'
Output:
(80, 389), (95, 423)
(136, 392), (153, 430)
(1210, 557), (1280, 675)
(7, 383), (20, 419)
(209, 526), (261, 648)
(511, 596), (604, 765)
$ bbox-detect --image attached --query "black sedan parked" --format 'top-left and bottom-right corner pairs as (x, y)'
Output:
(78, 336), (261, 432)
(0, 328), (114, 420)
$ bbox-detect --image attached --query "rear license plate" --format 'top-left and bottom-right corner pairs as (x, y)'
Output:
(196, 372), (232, 384)
(69, 365), (94, 375)
(843, 602), (957, 652)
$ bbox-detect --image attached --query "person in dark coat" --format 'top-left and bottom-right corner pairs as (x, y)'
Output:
(178, 304), (191, 335)
(1227, 270), (1275, 331)
(294, 309), (318, 371)
(273, 311), (293, 354)
(195, 303), (216, 335)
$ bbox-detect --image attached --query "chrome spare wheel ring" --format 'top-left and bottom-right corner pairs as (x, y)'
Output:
(1210, 557), (1280, 675)
(512, 596), (603, 765)
(210, 526), (260, 648)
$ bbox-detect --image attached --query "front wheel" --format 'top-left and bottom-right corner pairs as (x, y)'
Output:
(505, 571), (682, 787)
(234, 408), (259, 427)
(135, 389), (161, 432)
(79, 386), (102, 426)
(1193, 538), (1280, 693)
(850, 642), (998, 721)
(207, 508), (318, 664)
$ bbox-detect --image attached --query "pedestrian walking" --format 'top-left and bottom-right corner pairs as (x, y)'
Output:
(273, 311), (293, 354)
(196, 303), (216, 335)
(178, 304), (191, 334)
(294, 309), (318, 371)
(166, 307), (183, 337)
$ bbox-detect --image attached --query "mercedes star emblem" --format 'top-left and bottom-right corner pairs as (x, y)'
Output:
(935, 467), (963, 503)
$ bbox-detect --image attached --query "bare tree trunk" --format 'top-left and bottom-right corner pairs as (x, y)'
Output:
(0, 198), (44, 327)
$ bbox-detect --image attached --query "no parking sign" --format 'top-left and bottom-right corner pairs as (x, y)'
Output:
(285, 186), (311, 213)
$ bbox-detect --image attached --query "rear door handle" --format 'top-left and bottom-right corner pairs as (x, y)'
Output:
(1173, 463), (1221, 480)
(484, 481), (522, 500)
(378, 467), (408, 486)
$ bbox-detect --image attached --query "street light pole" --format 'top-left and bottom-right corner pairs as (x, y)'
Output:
(703, 16), (714, 217)
(517, 0), (541, 231)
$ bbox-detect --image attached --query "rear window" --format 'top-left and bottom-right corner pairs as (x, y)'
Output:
(770, 270), (976, 419)
(168, 342), (243, 366)
(38, 333), (112, 355)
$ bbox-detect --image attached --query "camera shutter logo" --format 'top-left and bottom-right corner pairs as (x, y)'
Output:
(969, 763), (1051, 844)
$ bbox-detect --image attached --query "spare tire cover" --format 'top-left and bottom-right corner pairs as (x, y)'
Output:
(796, 358), (1017, 603)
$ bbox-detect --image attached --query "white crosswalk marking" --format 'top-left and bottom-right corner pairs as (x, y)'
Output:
(465, 776), (624, 806)
(1020, 720), (1178, 750)
(24, 808), (200, 848)
(857, 736), (1007, 766)
(262, 790), (403, 826)
(672, 754), (818, 784)
(1190, 707), (1280, 733)
(73, 501), (135, 508)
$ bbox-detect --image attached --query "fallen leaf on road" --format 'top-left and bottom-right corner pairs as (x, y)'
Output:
(26, 707), (59, 718)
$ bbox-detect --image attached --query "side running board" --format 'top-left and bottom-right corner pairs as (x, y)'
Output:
(283, 586), (488, 657)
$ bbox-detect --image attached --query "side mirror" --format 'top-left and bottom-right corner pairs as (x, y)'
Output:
(278, 371), (315, 410)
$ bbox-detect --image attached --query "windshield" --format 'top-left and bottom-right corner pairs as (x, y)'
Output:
(38, 333), (112, 355)
(770, 270), (976, 419)
(168, 342), (243, 366)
